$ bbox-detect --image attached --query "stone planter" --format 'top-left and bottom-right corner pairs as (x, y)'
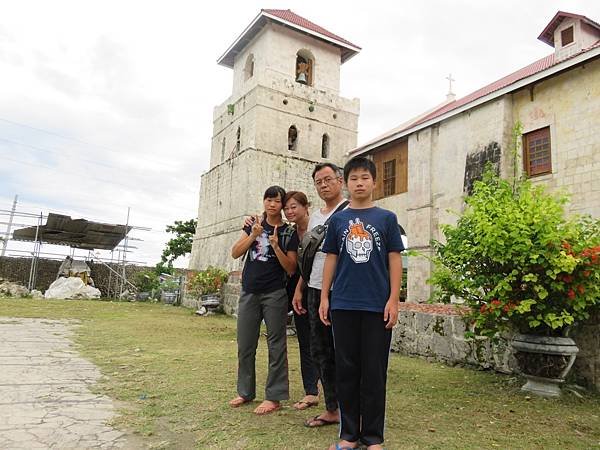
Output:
(161, 291), (178, 305)
(511, 333), (579, 397)
(197, 293), (222, 315)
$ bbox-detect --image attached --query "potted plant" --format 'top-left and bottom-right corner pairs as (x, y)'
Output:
(429, 166), (600, 397)
(187, 266), (229, 312)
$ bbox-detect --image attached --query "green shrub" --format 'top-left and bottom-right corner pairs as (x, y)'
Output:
(429, 168), (600, 337)
(133, 270), (161, 293)
(187, 266), (229, 298)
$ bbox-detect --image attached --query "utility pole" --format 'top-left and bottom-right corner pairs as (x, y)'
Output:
(1, 195), (18, 257)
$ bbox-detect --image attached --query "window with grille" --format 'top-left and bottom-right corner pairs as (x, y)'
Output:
(523, 127), (552, 177)
(561, 26), (574, 46)
(383, 159), (396, 196)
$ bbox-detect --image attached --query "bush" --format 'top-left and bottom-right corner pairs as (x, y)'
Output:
(429, 168), (600, 338)
(133, 270), (161, 293)
(187, 266), (229, 298)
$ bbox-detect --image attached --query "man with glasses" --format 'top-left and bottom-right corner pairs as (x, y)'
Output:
(292, 162), (348, 428)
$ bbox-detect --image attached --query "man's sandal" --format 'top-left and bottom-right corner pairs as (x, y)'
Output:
(293, 397), (319, 410)
(229, 396), (251, 408)
(304, 415), (340, 427)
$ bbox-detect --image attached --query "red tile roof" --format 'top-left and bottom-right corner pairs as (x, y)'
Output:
(262, 9), (361, 50)
(411, 40), (600, 130)
(218, 9), (360, 68)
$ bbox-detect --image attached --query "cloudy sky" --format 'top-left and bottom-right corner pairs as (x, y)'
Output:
(1, 0), (599, 267)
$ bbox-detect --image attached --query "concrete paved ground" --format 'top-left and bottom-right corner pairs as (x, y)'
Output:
(0, 317), (132, 449)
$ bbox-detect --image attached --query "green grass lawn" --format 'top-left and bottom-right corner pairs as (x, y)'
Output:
(1, 297), (599, 449)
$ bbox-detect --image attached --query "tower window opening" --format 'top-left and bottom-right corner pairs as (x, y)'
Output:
(288, 126), (298, 151)
(244, 54), (254, 81)
(295, 50), (314, 86)
(321, 134), (329, 158)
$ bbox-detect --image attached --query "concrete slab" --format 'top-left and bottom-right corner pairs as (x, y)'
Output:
(0, 317), (135, 449)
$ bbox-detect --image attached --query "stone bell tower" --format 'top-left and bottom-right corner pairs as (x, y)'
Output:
(189, 9), (361, 271)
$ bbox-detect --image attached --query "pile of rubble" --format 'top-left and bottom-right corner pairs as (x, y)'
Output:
(0, 276), (100, 300)
(0, 278), (42, 298)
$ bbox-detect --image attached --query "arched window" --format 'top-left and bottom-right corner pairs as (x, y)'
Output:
(221, 137), (226, 161)
(295, 50), (314, 86)
(288, 126), (298, 151)
(244, 54), (254, 81)
(321, 134), (329, 158)
(236, 127), (241, 153)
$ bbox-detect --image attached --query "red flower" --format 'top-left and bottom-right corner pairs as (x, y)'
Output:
(583, 270), (591, 277)
(567, 289), (576, 300)
(577, 285), (585, 295)
(562, 275), (573, 283)
(491, 299), (501, 307)
(480, 304), (488, 314)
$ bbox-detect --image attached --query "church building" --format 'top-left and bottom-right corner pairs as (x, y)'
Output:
(350, 11), (600, 303)
(190, 9), (361, 271)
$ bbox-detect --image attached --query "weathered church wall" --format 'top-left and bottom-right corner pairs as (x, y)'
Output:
(379, 97), (514, 303)
(512, 57), (600, 217)
(190, 149), (329, 271)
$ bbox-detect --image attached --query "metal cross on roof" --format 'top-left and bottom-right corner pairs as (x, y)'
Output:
(446, 73), (455, 95)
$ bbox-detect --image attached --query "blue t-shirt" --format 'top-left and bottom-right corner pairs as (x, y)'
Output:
(321, 207), (405, 313)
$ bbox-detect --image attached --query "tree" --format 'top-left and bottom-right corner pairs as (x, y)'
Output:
(161, 219), (197, 267)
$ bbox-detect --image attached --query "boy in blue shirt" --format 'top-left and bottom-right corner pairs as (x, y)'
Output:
(320, 156), (404, 450)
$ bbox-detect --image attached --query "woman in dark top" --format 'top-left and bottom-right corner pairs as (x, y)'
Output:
(283, 191), (320, 411)
(229, 186), (299, 415)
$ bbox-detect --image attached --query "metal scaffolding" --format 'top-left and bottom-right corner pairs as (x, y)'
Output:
(0, 196), (151, 298)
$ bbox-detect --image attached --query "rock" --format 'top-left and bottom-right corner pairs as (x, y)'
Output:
(44, 277), (101, 299)
(30, 290), (43, 299)
(0, 280), (30, 297)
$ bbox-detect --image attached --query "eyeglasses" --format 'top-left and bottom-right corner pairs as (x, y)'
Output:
(314, 176), (339, 187)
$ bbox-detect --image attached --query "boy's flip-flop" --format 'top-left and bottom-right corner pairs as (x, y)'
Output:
(327, 444), (359, 450)
(304, 415), (340, 427)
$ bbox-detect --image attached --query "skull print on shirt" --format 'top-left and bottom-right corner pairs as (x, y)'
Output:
(345, 218), (374, 263)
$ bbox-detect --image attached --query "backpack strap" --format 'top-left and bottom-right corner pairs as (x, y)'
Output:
(324, 200), (349, 226)
(279, 223), (296, 252)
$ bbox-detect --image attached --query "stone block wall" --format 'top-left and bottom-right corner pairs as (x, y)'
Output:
(0, 257), (61, 292)
(222, 271), (242, 316)
(571, 311), (600, 390)
(391, 303), (600, 392)
(392, 303), (514, 373)
(0, 256), (157, 297)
